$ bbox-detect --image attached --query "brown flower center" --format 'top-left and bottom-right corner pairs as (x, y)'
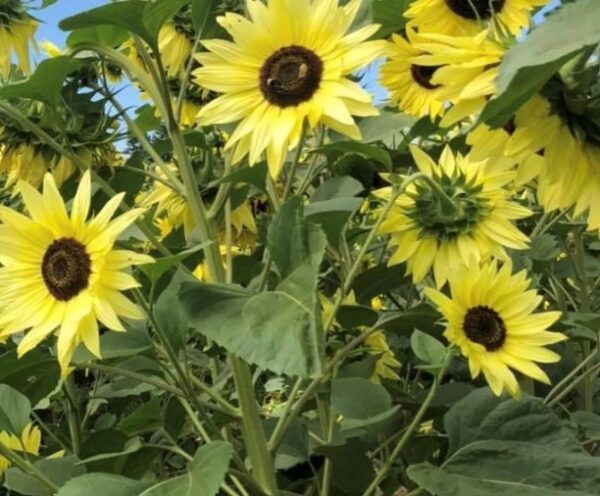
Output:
(444, 0), (506, 20)
(42, 238), (91, 301)
(411, 64), (441, 90)
(259, 45), (323, 108)
(463, 305), (506, 351)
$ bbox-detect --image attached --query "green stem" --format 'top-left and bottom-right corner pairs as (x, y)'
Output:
(63, 376), (81, 455)
(362, 351), (453, 496)
(283, 123), (308, 199)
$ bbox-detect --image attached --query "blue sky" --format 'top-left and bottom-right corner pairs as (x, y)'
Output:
(34, 0), (563, 108)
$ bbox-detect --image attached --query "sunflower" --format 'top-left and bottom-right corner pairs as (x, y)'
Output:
(0, 0), (37, 78)
(425, 260), (565, 397)
(405, 0), (547, 37)
(467, 95), (550, 186)
(0, 172), (153, 373)
(158, 21), (194, 78)
(380, 29), (446, 120)
(0, 424), (41, 473)
(365, 330), (401, 383)
(410, 30), (504, 126)
(378, 145), (530, 287)
(194, 0), (385, 177)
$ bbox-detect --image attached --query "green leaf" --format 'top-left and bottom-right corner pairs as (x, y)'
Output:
(118, 397), (162, 436)
(140, 442), (232, 496)
(410, 329), (446, 365)
(77, 437), (143, 465)
(0, 384), (31, 435)
(444, 388), (581, 454)
(73, 321), (153, 362)
(192, 0), (219, 37)
(0, 56), (80, 106)
(480, 0), (600, 127)
(60, 0), (191, 50)
(372, 0), (410, 37)
(351, 263), (410, 304)
(5, 456), (86, 496)
(379, 303), (442, 336)
(316, 142), (392, 169)
(304, 198), (363, 246)
(57, 474), (152, 496)
(138, 241), (213, 286)
(66, 25), (130, 48)
(219, 162), (268, 191)
(408, 461), (596, 496)
(356, 109), (415, 143)
(311, 176), (364, 202)
(0, 349), (60, 406)
(268, 197), (327, 279)
(528, 234), (561, 261)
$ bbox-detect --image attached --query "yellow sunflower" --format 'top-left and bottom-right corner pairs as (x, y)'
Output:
(365, 330), (401, 383)
(405, 0), (547, 36)
(0, 0), (37, 78)
(158, 22), (193, 78)
(0, 172), (153, 373)
(378, 145), (530, 287)
(425, 260), (565, 397)
(411, 29), (504, 126)
(194, 0), (385, 177)
(380, 29), (446, 120)
(467, 95), (550, 186)
(0, 423), (41, 473)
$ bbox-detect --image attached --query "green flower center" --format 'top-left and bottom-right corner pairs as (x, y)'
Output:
(407, 172), (490, 240)
(444, 0), (506, 20)
(463, 305), (507, 351)
(42, 237), (91, 301)
(259, 45), (323, 108)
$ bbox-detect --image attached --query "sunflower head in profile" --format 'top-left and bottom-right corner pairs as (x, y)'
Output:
(425, 260), (565, 397)
(405, 0), (548, 36)
(194, 0), (385, 177)
(378, 145), (530, 287)
(0, 423), (41, 473)
(0, 0), (37, 79)
(380, 29), (447, 120)
(0, 171), (153, 374)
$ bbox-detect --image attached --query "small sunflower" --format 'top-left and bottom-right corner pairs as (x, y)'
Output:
(378, 145), (530, 287)
(0, 0), (37, 78)
(158, 21), (194, 78)
(0, 424), (41, 473)
(405, 0), (547, 36)
(365, 330), (401, 383)
(411, 30), (504, 126)
(0, 172), (153, 373)
(467, 95), (550, 186)
(194, 0), (385, 177)
(380, 29), (446, 120)
(425, 260), (565, 397)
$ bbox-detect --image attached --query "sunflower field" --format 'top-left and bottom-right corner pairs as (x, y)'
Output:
(0, 0), (598, 494)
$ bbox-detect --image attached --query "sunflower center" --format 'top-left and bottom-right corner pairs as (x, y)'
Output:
(42, 238), (91, 301)
(259, 45), (323, 108)
(463, 305), (506, 351)
(444, 0), (506, 20)
(411, 65), (441, 90)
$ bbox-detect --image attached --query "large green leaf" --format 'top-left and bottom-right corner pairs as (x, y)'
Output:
(304, 198), (363, 246)
(0, 384), (31, 435)
(140, 442), (232, 496)
(192, 0), (219, 37)
(444, 388), (581, 454)
(60, 0), (191, 50)
(5, 456), (85, 496)
(408, 462), (596, 496)
(372, 0), (411, 37)
(0, 56), (80, 106)
(66, 25), (130, 48)
(481, 0), (600, 127)
(57, 474), (152, 496)
(0, 349), (60, 406)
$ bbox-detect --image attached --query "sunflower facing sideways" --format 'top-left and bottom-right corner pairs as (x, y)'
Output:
(380, 29), (447, 120)
(425, 260), (565, 397)
(0, 172), (153, 373)
(405, 0), (547, 37)
(194, 0), (385, 177)
(378, 145), (530, 287)
(0, 0), (37, 78)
